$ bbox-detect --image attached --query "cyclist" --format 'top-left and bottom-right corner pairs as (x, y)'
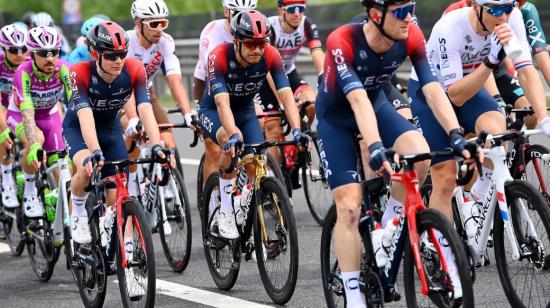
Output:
(67, 16), (106, 65)
(444, 0), (473, 14)
(193, 0), (258, 201)
(7, 26), (71, 218)
(30, 12), (72, 60)
(198, 10), (309, 239)
(409, 0), (550, 249)
(63, 21), (166, 249)
(258, 0), (324, 186)
(125, 0), (194, 196)
(0, 24), (28, 209)
(317, 0), (476, 304)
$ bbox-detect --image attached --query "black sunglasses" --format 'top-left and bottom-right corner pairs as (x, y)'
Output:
(7, 46), (27, 55)
(102, 51), (128, 61)
(34, 49), (60, 58)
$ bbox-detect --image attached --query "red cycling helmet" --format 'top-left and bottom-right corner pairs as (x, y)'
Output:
(231, 10), (272, 40)
(278, 0), (306, 7)
(87, 21), (128, 54)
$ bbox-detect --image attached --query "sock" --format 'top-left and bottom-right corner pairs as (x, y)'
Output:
(435, 230), (457, 276)
(382, 196), (403, 228)
(219, 177), (235, 213)
(71, 193), (89, 217)
(24, 172), (37, 196)
(1, 164), (13, 187)
(471, 166), (493, 201)
(128, 172), (138, 197)
(341, 271), (364, 307)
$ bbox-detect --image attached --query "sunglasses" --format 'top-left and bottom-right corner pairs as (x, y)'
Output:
(389, 2), (416, 20)
(34, 49), (60, 58)
(142, 19), (169, 30)
(7, 46), (27, 55)
(483, 4), (514, 17)
(102, 50), (128, 61)
(242, 39), (269, 50)
(284, 5), (306, 14)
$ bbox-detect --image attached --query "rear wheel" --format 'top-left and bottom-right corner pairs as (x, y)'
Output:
(320, 205), (346, 308)
(26, 217), (59, 282)
(303, 135), (332, 225)
(2, 207), (24, 256)
(196, 153), (205, 213)
(512, 144), (550, 204)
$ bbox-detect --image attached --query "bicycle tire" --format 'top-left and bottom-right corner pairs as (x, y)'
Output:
(493, 180), (550, 308)
(26, 218), (59, 282)
(159, 168), (192, 273)
(174, 147), (184, 176)
(266, 152), (289, 197)
(320, 205), (346, 308)
(2, 207), (25, 256)
(116, 198), (156, 308)
(201, 173), (240, 290)
(197, 153), (205, 213)
(511, 144), (550, 204)
(403, 208), (474, 307)
(302, 137), (332, 225)
(254, 176), (298, 304)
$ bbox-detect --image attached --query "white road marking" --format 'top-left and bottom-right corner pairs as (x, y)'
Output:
(0, 242), (11, 254)
(180, 158), (200, 166)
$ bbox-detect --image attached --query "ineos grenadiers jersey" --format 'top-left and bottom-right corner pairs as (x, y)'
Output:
(193, 19), (234, 81)
(0, 52), (18, 106)
(200, 43), (290, 111)
(64, 58), (150, 127)
(268, 16), (322, 74)
(418, 7), (532, 89)
(126, 29), (182, 84)
(520, 2), (547, 55)
(317, 23), (437, 115)
(9, 59), (71, 115)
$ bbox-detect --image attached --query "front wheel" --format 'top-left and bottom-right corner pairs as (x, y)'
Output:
(116, 198), (156, 308)
(2, 207), (25, 256)
(26, 218), (59, 282)
(254, 177), (298, 304)
(403, 209), (474, 307)
(493, 180), (550, 307)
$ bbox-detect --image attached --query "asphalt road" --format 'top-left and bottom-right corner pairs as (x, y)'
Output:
(1, 115), (549, 308)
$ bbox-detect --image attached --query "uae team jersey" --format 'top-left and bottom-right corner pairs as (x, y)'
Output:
(317, 23), (437, 116)
(193, 19), (234, 81)
(0, 52), (19, 107)
(268, 15), (322, 74)
(416, 7), (532, 89)
(9, 59), (71, 116)
(126, 29), (181, 84)
(199, 43), (290, 111)
(64, 58), (150, 127)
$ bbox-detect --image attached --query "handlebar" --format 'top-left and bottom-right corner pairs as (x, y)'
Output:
(223, 140), (303, 174)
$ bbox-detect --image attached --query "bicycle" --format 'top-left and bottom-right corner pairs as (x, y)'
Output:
(321, 149), (476, 307)
(70, 156), (158, 308)
(201, 140), (299, 305)
(451, 130), (550, 307)
(127, 122), (193, 273)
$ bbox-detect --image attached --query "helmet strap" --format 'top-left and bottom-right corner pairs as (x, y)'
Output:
(369, 6), (398, 42)
(282, 12), (299, 31)
(31, 60), (53, 81)
(2, 52), (15, 70)
(236, 41), (256, 66)
(139, 21), (155, 46)
(97, 55), (117, 77)
(476, 6), (490, 32)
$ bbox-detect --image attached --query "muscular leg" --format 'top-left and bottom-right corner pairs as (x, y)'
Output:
(203, 137), (222, 183)
(263, 118), (282, 164)
(514, 96), (538, 129)
(298, 89), (316, 126)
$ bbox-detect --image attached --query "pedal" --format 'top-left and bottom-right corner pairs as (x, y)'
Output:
(384, 287), (401, 303)
(244, 241), (255, 262)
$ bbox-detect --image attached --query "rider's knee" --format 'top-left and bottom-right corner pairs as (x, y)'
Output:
(335, 194), (361, 226)
(264, 119), (282, 138)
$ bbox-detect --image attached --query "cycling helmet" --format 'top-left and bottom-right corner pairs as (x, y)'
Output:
(87, 21), (128, 54)
(92, 14), (110, 21)
(131, 0), (169, 19)
(0, 24), (27, 48)
(475, 0), (514, 5)
(278, 0), (306, 7)
(514, 0), (526, 7)
(360, 0), (412, 7)
(81, 17), (105, 37)
(22, 12), (35, 27)
(31, 12), (55, 27)
(223, 0), (258, 10)
(12, 22), (29, 32)
(231, 10), (272, 40)
(27, 26), (62, 51)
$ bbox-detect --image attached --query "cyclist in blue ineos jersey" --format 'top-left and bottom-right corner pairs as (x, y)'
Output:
(317, 0), (480, 305)
(198, 10), (310, 239)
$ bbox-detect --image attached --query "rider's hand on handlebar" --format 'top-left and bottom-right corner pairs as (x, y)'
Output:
(183, 113), (198, 132)
(223, 133), (242, 158)
(368, 142), (394, 176)
(26, 143), (42, 171)
(0, 128), (13, 149)
(151, 144), (175, 169)
(540, 117), (550, 136)
(291, 128), (312, 151)
(83, 149), (105, 176)
(449, 128), (484, 169)
(125, 117), (141, 137)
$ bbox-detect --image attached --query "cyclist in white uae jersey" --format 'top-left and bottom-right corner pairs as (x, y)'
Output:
(192, 0), (259, 200)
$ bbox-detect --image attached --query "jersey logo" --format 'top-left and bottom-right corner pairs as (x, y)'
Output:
(274, 36), (303, 49)
(145, 51), (163, 78)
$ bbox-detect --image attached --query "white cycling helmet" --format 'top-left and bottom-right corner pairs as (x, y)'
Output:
(27, 26), (62, 51)
(31, 12), (54, 27)
(0, 24), (27, 48)
(222, 0), (258, 11)
(131, 0), (169, 19)
(475, 0), (514, 5)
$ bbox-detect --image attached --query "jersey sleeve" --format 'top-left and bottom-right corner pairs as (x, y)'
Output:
(68, 63), (92, 112)
(265, 46), (291, 91)
(522, 3), (548, 55)
(194, 22), (219, 81)
(159, 34), (182, 77)
(406, 24), (438, 87)
(509, 8), (533, 70)
(304, 17), (322, 50)
(325, 27), (363, 95)
(429, 23), (463, 89)
(207, 45), (229, 98)
(59, 62), (73, 102)
(127, 58), (151, 105)
(13, 69), (34, 111)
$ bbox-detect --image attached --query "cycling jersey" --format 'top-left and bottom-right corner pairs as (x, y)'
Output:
(0, 52), (18, 107)
(520, 2), (547, 55)
(67, 44), (93, 65)
(126, 29), (182, 83)
(268, 15), (322, 74)
(193, 19), (233, 81)
(416, 7), (532, 89)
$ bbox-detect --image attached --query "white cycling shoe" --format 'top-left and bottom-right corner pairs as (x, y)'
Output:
(23, 195), (43, 218)
(2, 186), (19, 209)
(71, 216), (92, 244)
(218, 211), (239, 239)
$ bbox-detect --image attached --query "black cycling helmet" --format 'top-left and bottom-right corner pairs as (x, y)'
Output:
(360, 0), (411, 7)
(87, 21), (128, 54)
(231, 10), (272, 40)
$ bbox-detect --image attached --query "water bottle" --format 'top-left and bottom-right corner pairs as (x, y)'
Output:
(374, 217), (399, 267)
(44, 188), (58, 222)
(144, 183), (158, 229)
(236, 183), (252, 225)
(99, 205), (115, 248)
(15, 170), (24, 199)
(503, 31), (523, 60)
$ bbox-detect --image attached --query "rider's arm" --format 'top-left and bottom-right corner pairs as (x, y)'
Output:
(193, 22), (216, 102)
(347, 89), (383, 147)
(165, 74), (191, 114)
(77, 108), (101, 151)
(265, 46), (301, 129)
(304, 17), (324, 74)
(160, 34), (191, 114)
(216, 93), (239, 137)
(422, 82), (461, 133)
(17, 71), (40, 145)
(69, 64), (100, 151)
(482, 72), (501, 97)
